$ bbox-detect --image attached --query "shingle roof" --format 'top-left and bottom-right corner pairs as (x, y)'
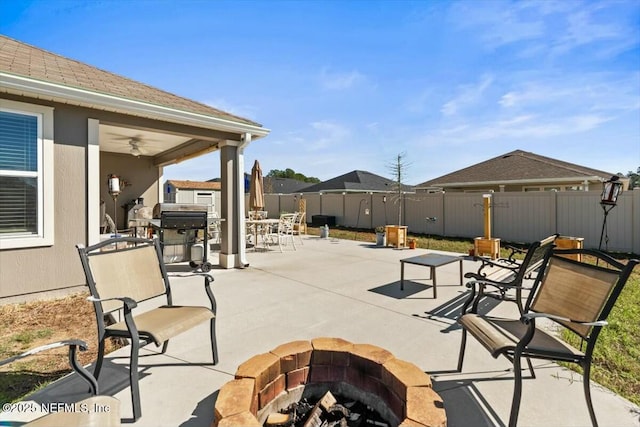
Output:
(417, 150), (616, 187)
(263, 177), (312, 194)
(0, 35), (260, 126)
(167, 180), (221, 191)
(302, 170), (413, 193)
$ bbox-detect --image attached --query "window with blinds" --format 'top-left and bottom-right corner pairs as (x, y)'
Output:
(0, 110), (41, 236)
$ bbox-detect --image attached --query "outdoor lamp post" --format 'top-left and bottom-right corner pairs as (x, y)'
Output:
(598, 175), (623, 251)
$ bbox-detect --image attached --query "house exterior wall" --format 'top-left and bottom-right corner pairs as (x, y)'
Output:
(101, 152), (160, 229)
(1, 97), (88, 301)
(1, 95), (194, 302)
(423, 181), (600, 193)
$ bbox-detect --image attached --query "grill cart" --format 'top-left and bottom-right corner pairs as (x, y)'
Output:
(150, 204), (212, 272)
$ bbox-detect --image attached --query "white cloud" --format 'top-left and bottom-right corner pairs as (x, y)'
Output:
(307, 120), (351, 151)
(450, 1), (638, 59)
(441, 74), (494, 116)
(320, 68), (365, 90)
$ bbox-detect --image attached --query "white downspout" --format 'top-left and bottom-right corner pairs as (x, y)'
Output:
(237, 133), (252, 266)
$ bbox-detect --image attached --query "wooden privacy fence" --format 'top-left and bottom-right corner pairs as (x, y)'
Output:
(250, 189), (640, 254)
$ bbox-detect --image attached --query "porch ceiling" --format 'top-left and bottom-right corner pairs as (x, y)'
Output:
(99, 123), (221, 166)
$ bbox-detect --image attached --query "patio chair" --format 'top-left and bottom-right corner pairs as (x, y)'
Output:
(457, 248), (638, 427)
(76, 236), (218, 421)
(461, 234), (558, 315)
(0, 340), (120, 426)
(266, 213), (297, 252)
(292, 211), (306, 245)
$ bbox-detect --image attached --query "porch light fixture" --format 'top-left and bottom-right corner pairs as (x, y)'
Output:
(598, 175), (623, 251)
(600, 175), (622, 205)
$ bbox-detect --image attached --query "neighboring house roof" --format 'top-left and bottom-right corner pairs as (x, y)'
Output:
(0, 35), (267, 135)
(166, 180), (221, 191)
(264, 177), (313, 194)
(416, 150), (618, 189)
(302, 170), (414, 193)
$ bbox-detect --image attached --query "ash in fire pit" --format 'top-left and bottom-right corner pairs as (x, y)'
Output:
(267, 391), (388, 427)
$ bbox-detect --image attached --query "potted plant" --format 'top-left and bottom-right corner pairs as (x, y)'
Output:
(375, 226), (386, 246)
(408, 238), (417, 249)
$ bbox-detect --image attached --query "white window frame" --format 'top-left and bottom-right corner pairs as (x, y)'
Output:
(0, 99), (54, 249)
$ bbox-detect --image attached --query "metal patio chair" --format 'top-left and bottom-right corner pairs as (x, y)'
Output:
(457, 248), (638, 427)
(0, 340), (120, 426)
(76, 236), (218, 421)
(461, 234), (558, 315)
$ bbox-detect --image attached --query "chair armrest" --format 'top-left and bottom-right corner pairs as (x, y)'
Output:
(469, 257), (520, 278)
(522, 312), (608, 327)
(0, 340), (88, 367)
(504, 245), (525, 264)
(465, 279), (524, 291)
(0, 339), (99, 395)
(201, 273), (217, 314)
(87, 295), (138, 310)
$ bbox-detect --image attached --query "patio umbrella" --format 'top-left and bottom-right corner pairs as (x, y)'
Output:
(249, 159), (264, 211)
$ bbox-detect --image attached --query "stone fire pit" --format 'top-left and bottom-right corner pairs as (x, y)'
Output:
(213, 337), (446, 427)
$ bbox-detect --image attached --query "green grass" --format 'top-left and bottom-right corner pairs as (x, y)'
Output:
(308, 225), (640, 406)
(12, 329), (53, 348)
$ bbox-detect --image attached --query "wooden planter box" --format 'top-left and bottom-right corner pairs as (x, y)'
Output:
(556, 236), (584, 262)
(385, 225), (408, 249)
(474, 237), (500, 259)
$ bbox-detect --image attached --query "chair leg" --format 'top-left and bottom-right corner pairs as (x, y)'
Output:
(508, 356), (524, 427)
(130, 338), (142, 421)
(210, 318), (219, 365)
(93, 338), (106, 380)
(582, 362), (599, 427)
(161, 341), (169, 354)
(525, 356), (536, 379)
(457, 329), (467, 372)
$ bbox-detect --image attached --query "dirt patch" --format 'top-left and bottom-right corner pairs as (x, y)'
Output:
(0, 292), (121, 403)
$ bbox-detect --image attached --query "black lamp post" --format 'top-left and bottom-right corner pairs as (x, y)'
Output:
(598, 175), (623, 251)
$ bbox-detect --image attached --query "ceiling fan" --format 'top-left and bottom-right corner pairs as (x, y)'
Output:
(106, 133), (158, 157)
(129, 138), (143, 157)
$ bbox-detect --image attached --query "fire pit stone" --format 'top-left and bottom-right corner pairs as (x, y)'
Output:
(213, 338), (446, 427)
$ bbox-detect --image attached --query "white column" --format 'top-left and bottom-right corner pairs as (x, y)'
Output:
(87, 119), (100, 245)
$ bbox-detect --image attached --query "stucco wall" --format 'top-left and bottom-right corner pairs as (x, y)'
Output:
(1, 96), (161, 302)
(0, 100), (88, 301)
(101, 153), (160, 229)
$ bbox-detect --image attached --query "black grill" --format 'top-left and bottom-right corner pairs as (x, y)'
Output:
(160, 211), (208, 229)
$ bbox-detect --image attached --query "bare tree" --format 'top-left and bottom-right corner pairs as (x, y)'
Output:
(387, 152), (411, 225)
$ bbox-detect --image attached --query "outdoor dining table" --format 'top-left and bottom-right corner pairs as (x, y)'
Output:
(245, 218), (280, 250)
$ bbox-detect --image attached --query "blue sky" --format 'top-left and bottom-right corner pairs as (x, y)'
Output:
(1, 0), (639, 185)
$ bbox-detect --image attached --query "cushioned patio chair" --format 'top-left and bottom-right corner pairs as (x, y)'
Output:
(462, 234), (558, 315)
(457, 248), (638, 427)
(76, 236), (218, 421)
(0, 340), (120, 426)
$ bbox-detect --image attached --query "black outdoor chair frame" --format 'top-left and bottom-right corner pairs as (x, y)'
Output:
(462, 234), (558, 315)
(0, 340), (98, 394)
(457, 248), (638, 427)
(76, 236), (218, 421)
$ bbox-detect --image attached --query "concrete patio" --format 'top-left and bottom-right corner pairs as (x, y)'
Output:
(3, 236), (639, 426)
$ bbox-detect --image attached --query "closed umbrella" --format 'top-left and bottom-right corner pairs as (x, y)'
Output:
(249, 160), (264, 211)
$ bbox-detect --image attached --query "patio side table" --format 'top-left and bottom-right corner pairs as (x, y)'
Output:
(400, 253), (463, 298)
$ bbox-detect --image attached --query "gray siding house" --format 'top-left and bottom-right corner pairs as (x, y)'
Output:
(415, 150), (626, 193)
